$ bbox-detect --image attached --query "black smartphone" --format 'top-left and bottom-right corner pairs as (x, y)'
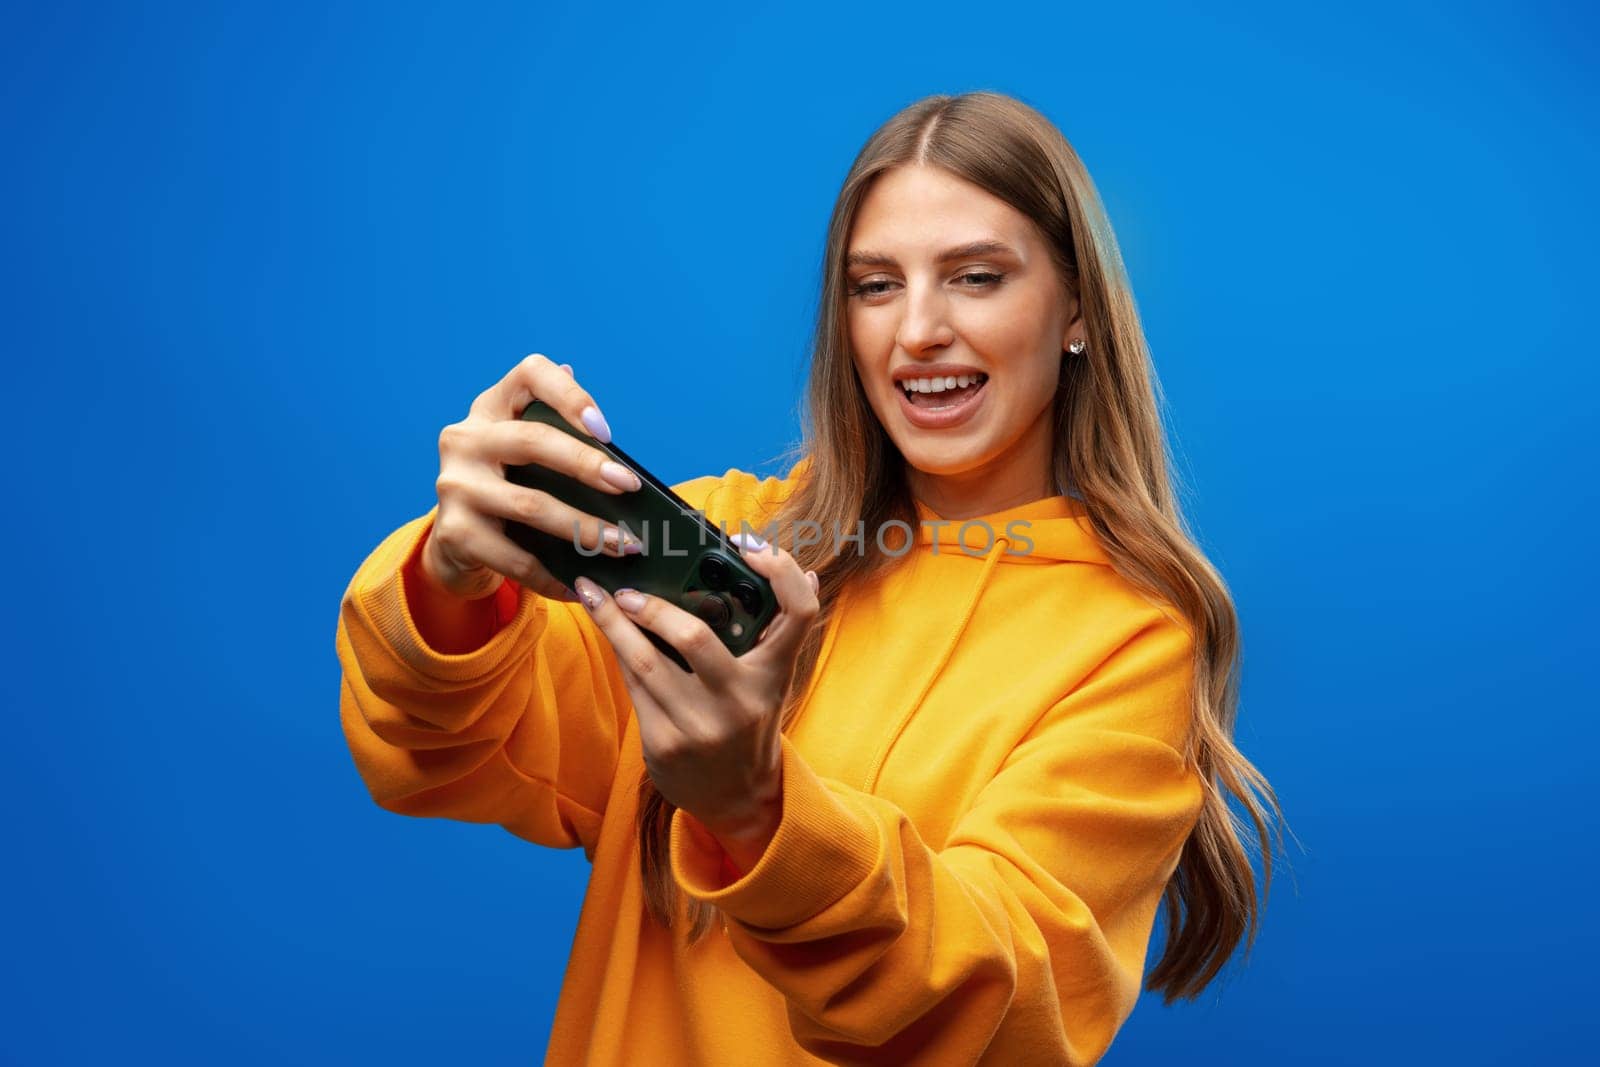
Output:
(502, 399), (779, 672)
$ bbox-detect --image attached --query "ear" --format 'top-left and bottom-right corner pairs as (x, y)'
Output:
(1061, 291), (1085, 352)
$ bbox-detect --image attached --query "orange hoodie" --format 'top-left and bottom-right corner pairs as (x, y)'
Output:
(335, 459), (1204, 1065)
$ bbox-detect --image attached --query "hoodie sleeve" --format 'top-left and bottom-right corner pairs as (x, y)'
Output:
(335, 504), (634, 859)
(668, 611), (1204, 1066)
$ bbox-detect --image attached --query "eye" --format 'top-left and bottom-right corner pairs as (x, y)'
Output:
(847, 271), (1006, 299)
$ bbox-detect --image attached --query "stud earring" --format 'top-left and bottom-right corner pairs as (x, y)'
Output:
(1067, 339), (1087, 355)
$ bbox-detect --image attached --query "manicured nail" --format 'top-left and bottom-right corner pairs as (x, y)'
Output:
(730, 532), (768, 552)
(806, 570), (819, 595)
(559, 363), (574, 376)
(580, 404), (612, 444)
(600, 460), (642, 492)
(613, 587), (646, 613)
(601, 526), (644, 556)
(573, 576), (602, 610)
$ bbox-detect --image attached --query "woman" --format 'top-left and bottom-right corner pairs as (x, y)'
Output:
(336, 90), (1281, 1065)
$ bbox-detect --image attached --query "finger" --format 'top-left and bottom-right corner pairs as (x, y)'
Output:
(572, 576), (695, 706)
(480, 417), (643, 496)
(426, 509), (576, 601)
(609, 584), (737, 689)
(443, 468), (642, 559)
(471, 352), (615, 445)
(608, 658), (687, 771)
(729, 535), (819, 662)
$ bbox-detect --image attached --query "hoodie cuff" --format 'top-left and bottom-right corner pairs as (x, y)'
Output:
(669, 734), (880, 930)
(353, 510), (543, 685)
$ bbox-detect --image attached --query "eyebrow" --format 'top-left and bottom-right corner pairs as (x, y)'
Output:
(844, 240), (1019, 270)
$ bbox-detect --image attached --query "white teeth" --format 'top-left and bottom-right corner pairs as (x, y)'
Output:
(898, 372), (987, 396)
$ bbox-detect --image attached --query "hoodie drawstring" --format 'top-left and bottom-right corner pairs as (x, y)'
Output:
(859, 535), (1011, 794)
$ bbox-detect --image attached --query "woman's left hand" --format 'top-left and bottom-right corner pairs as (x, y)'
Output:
(571, 534), (820, 866)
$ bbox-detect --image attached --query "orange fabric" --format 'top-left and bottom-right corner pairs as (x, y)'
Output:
(335, 460), (1204, 1064)
(494, 576), (521, 629)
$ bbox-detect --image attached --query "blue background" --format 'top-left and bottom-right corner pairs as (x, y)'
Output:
(5, 1), (1595, 1063)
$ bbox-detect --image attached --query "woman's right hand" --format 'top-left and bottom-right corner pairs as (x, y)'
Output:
(421, 353), (643, 602)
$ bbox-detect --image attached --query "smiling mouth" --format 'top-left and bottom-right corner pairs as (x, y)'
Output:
(898, 372), (989, 410)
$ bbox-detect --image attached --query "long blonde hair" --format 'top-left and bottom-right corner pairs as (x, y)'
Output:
(635, 90), (1287, 1001)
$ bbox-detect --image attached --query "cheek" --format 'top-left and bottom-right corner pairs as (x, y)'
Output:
(975, 298), (1047, 354)
(847, 317), (892, 392)
(846, 350), (884, 411)
(971, 298), (1061, 389)
(846, 311), (884, 359)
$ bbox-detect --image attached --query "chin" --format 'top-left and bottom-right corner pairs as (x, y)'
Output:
(896, 437), (998, 478)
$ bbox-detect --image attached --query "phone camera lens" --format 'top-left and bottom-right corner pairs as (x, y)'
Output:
(699, 555), (731, 589)
(694, 593), (731, 630)
(731, 580), (761, 615)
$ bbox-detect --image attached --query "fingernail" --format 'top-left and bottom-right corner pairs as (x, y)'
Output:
(573, 576), (602, 610)
(598, 527), (633, 556)
(613, 587), (646, 612)
(807, 570), (819, 595)
(602, 526), (645, 556)
(557, 584), (581, 602)
(730, 532), (768, 552)
(581, 404), (612, 444)
(559, 363), (574, 376)
(600, 460), (642, 492)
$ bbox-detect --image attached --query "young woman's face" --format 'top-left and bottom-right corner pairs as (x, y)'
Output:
(845, 165), (1083, 513)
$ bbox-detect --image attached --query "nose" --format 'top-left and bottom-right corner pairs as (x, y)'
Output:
(894, 280), (956, 354)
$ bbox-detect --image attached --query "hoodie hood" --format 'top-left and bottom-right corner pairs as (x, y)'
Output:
(720, 454), (1111, 565)
(910, 493), (1112, 566)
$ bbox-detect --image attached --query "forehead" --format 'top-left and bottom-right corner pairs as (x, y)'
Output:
(848, 165), (1036, 253)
